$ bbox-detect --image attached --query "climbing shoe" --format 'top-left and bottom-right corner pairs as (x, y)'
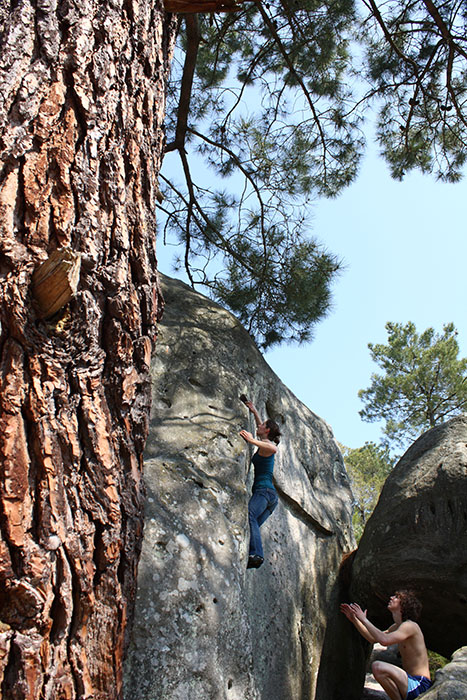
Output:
(247, 555), (264, 569)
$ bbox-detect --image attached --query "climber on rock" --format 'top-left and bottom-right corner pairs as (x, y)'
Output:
(340, 590), (433, 700)
(239, 396), (281, 570)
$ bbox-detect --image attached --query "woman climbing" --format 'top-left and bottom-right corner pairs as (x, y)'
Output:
(239, 396), (281, 570)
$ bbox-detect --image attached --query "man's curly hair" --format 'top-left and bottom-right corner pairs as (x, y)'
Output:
(395, 590), (422, 621)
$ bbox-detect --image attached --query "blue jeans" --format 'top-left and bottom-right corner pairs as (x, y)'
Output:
(248, 488), (278, 558)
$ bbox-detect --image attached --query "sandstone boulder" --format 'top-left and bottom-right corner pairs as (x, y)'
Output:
(423, 647), (467, 700)
(123, 274), (354, 700)
(350, 414), (467, 659)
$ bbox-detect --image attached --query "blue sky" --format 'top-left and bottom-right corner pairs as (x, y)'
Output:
(266, 143), (467, 449)
(157, 141), (467, 450)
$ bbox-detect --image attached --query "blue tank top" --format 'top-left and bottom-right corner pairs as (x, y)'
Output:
(251, 451), (275, 491)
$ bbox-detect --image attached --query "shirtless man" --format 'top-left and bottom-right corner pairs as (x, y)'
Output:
(340, 590), (433, 700)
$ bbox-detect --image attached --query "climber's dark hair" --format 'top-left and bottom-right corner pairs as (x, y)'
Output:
(395, 590), (422, 622)
(265, 419), (281, 444)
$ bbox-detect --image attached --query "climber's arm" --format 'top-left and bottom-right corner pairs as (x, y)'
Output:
(348, 604), (415, 647)
(239, 431), (277, 455)
(244, 400), (262, 427)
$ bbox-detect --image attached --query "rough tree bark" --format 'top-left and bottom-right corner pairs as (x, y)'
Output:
(0, 1), (177, 697)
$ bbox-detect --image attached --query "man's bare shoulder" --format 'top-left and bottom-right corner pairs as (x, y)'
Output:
(399, 620), (422, 638)
(387, 621), (416, 632)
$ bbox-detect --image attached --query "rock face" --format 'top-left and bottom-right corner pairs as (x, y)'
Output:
(322, 414), (467, 700)
(123, 274), (354, 700)
(350, 414), (467, 660)
(423, 647), (467, 700)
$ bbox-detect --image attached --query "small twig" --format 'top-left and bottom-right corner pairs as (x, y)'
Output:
(159, 172), (258, 274)
(187, 126), (268, 256)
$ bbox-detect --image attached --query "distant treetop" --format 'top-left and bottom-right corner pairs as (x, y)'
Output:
(359, 321), (467, 449)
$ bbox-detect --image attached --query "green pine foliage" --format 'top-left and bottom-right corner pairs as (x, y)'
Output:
(160, 0), (361, 347)
(361, 0), (467, 181)
(160, 1), (467, 348)
(359, 322), (467, 449)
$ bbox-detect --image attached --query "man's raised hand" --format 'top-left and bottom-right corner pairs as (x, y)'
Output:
(349, 603), (367, 621)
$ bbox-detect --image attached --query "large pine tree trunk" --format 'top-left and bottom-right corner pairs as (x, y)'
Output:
(0, 2), (177, 697)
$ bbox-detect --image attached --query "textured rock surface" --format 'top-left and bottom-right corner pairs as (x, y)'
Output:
(350, 414), (467, 659)
(123, 274), (354, 700)
(422, 647), (467, 700)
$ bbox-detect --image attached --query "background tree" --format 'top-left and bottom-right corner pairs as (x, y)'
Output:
(341, 442), (394, 542)
(160, 0), (467, 347)
(0, 1), (176, 696)
(359, 321), (467, 450)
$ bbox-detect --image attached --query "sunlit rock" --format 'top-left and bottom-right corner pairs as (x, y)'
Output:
(123, 274), (354, 700)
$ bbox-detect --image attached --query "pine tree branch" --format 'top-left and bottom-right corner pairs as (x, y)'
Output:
(165, 14), (200, 154)
(430, 376), (467, 416)
(362, 0), (419, 73)
(402, 40), (444, 142)
(251, 0), (330, 188)
(221, 39), (275, 129)
(365, 0), (467, 135)
(445, 43), (467, 129)
(178, 148), (196, 286)
(187, 126), (268, 256)
(158, 171), (258, 275)
(421, 0), (467, 61)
